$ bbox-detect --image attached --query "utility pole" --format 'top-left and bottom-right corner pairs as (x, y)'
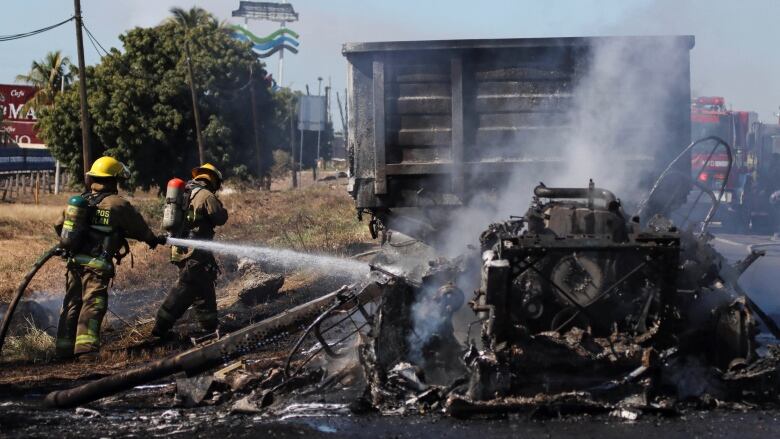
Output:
(249, 65), (264, 188)
(184, 39), (205, 164)
(290, 98), (297, 188)
(54, 75), (65, 194)
(278, 0), (289, 86)
(73, 0), (92, 180)
(314, 77), (323, 180)
(299, 119), (304, 186)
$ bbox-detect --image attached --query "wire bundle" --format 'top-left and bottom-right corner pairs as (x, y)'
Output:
(0, 17), (75, 42)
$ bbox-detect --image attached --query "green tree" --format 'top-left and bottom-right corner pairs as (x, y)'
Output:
(37, 9), (275, 191)
(15, 50), (72, 112)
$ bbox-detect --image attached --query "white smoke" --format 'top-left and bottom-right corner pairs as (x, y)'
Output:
(558, 37), (688, 197)
(406, 285), (449, 364)
(437, 37), (690, 257)
(407, 37), (693, 360)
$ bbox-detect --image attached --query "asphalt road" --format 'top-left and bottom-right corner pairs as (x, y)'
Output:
(3, 396), (780, 439)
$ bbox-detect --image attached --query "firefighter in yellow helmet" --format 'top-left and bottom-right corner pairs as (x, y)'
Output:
(54, 157), (165, 361)
(152, 163), (228, 337)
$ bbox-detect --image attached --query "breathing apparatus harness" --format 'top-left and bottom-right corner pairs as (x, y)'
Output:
(163, 178), (219, 264)
(162, 178), (206, 239)
(61, 191), (131, 272)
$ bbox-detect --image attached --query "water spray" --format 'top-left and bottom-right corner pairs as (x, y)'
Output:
(164, 237), (369, 278)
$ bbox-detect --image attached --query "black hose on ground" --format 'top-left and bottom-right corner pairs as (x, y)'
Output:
(0, 244), (61, 355)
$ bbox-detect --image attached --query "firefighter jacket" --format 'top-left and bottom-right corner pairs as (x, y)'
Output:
(55, 181), (158, 274)
(171, 180), (228, 262)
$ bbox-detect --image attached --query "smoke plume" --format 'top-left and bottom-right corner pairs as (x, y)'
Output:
(408, 36), (692, 361)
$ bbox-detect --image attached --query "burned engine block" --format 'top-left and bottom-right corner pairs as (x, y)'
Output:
(360, 182), (771, 412)
(474, 183), (680, 344)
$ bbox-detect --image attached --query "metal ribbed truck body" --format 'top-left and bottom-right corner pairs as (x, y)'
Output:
(343, 36), (694, 238)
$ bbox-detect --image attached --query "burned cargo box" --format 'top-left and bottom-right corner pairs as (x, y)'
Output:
(343, 36), (694, 241)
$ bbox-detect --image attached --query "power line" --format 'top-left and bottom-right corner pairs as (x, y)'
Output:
(84, 25), (106, 59)
(0, 16), (75, 42)
(82, 20), (160, 83)
(81, 22), (110, 57)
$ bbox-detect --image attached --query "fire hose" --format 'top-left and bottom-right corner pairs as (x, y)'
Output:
(0, 244), (61, 355)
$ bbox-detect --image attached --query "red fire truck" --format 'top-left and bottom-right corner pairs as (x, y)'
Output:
(690, 96), (780, 233)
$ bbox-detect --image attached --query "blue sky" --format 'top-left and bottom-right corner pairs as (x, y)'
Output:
(2, 0), (778, 120)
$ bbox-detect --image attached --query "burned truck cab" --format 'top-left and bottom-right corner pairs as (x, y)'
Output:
(474, 182), (681, 346)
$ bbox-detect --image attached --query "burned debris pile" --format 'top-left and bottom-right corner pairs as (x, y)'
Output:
(357, 182), (780, 417)
(41, 182), (780, 421)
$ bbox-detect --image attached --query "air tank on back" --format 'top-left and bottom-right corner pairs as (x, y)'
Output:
(59, 195), (90, 251)
(162, 178), (187, 235)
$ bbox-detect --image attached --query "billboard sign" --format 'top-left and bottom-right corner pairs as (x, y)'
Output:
(0, 84), (45, 148)
(298, 95), (326, 131)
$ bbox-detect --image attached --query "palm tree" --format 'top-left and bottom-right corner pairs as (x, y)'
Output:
(169, 6), (214, 164)
(15, 50), (72, 114)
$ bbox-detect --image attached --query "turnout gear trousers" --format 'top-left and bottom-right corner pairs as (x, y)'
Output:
(55, 265), (110, 357)
(153, 253), (220, 335)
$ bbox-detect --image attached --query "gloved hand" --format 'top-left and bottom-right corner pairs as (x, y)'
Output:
(147, 234), (168, 249)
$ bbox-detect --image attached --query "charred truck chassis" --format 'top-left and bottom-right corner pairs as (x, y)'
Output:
(469, 184), (683, 399)
(361, 183), (769, 412)
(465, 184), (761, 402)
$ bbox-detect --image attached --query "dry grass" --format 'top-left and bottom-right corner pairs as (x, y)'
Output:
(0, 201), (67, 303)
(0, 194), (175, 304)
(220, 182), (371, 255)
(0, 176), (375, 372)
(3, 317), (55, 363)
(0, 179), (369, 300)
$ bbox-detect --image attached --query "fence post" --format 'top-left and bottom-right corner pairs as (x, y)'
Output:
(34, 173), (39, 205)
(54, 161), (60, 194)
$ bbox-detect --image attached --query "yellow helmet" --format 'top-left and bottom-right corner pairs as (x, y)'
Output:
(86, 156), (130, 179)
(191, 163), (223, 186)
